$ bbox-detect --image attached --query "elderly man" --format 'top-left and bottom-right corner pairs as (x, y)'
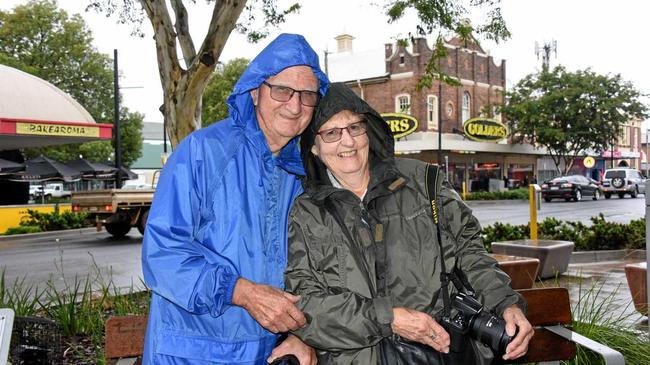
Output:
(142, 33), (329, 365)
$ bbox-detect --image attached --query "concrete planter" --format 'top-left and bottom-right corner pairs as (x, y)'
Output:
(491, 239), (574, 279)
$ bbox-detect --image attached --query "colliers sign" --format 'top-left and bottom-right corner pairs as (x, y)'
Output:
(463, 118), (507, 143)
(381, 113), (418, 139)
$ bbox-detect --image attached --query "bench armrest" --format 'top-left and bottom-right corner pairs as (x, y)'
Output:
(545, 325), (625, 365)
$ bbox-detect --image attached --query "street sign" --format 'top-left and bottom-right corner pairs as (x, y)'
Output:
(583, 156), (595, 168)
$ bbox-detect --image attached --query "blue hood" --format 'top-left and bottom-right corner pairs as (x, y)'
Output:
(227, 33), (330, 128)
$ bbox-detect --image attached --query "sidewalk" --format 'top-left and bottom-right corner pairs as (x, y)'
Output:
(538, 256), (648, 330)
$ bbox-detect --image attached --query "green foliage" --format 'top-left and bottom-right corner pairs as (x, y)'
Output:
(481, 214), (646, 252)
(465, 188), (529, 200)
(0, 0), (143, 166)
(4, 225), (42, 235)
(20, 208), (89, 231)
(202, 58), (250, 126)
(384, 0), (510, 90)
(568, 281), (650, 365)
(0, 269), (44, 316)
(503, 66), (648, 175)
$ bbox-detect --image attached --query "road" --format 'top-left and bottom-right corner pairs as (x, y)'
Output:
(468, 194), (646, 227)
(0, 196), (645, 293)
(0, 228), (143, 295)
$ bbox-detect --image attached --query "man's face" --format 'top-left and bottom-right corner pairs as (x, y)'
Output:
(252, 65), (319, 153)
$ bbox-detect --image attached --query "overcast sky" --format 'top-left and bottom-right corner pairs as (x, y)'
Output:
(3, 0), (649, 126)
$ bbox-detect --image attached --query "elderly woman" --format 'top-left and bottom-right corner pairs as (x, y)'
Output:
(285, 83), (533, 364)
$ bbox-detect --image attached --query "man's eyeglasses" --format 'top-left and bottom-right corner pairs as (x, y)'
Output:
(317, 121), (368, 143)
(262, 81), (320, 107)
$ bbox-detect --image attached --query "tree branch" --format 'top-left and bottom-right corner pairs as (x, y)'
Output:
(138, 0), (181, 86)
(170, 0), (196, 68)
(184, 0), (247, 100)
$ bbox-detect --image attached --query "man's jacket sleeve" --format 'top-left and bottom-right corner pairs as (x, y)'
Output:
(142, 136), (238, 317)
(285, 215), (393, 351)
(439, 179), (526, 315)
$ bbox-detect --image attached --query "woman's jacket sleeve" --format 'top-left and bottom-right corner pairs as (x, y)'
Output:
(285, 215), (393, 351)
(141, 136), (238, 317)
(439, 179), (526, 315)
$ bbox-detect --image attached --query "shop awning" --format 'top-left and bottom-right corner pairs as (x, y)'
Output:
(0, 64), (112, 151)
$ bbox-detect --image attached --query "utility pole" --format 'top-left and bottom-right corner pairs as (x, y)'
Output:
(113, 49), (122, 189)
(535, 40), (557, 71)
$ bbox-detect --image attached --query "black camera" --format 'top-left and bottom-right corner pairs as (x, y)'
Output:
(440, 292), (513, 355)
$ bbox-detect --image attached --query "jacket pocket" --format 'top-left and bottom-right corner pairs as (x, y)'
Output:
(155, 330), (276, 363)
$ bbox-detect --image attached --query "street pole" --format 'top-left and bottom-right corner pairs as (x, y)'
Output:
(113, 49), (122, 189)
(645, 183), (650, 333)
(645, 129), (650, 179)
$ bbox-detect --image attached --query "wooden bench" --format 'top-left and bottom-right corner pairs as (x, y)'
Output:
(503, 287), (624, 365)
(105, 288), (624, 365)
(491, 254), (540, 289)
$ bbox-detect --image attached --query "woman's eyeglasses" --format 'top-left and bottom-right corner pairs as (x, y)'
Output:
(262, 81), (320, 107)
(317, 121), (368, 143)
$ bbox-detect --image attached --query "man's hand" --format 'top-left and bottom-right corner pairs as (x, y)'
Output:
(391, 307), (450, 353)
(268, 334), (316, 365)
(232, 278), (306, 333)
(502, 304), (534, 360)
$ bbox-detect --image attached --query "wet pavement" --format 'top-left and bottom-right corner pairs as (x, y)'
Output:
(537, 257), (649, 331)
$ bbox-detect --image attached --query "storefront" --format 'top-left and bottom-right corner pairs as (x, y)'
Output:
(395, 131), (544, 192)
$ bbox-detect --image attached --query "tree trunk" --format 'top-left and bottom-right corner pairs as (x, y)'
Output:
(139, 0), (247, 148)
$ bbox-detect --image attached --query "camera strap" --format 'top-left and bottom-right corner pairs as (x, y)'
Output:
(425, 164), (452, 317)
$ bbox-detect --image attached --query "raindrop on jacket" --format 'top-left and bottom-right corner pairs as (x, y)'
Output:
(141, 33), (329, 364)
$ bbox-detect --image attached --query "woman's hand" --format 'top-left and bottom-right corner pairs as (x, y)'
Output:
(391, 307), (450, 353)
(502, 304), (534, 360)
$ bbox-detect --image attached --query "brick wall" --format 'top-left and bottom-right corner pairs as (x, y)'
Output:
(351, 37), (505, 135)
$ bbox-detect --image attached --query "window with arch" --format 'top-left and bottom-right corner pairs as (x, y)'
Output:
(427, 95), (438, 130)
(462, 91), (471, 122)
(395, 94), (411, 114)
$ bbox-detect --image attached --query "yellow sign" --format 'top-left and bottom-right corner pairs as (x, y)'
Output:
(16, 122), (100, 138)
(462, 118), (508, 143)
(583, 156), (595, 168)
(380, 113), (418, 139)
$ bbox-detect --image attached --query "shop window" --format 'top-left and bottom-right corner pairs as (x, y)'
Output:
(395, 94), (411, 114)
(427, 95), (438, 130)
(462, 92), (471, 122)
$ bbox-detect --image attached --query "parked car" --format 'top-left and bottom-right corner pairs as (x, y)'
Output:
(601, 168), (646, 199)
(541, 175), (601, 202)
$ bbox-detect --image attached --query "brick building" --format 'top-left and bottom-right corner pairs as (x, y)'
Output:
(327, 34), (545, 191)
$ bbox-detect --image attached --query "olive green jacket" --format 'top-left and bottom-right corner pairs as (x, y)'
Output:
(286, 158), (523, 364)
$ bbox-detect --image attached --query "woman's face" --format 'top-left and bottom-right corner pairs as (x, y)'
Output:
(312, 110), (370, 180)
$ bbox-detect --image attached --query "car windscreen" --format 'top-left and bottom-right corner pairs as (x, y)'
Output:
(604, 171), (626, 179)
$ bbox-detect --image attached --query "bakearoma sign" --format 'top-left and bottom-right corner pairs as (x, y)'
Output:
(16, 122), (100, 138)
(381, 113), (418, 139)
(462, 118), (508, 142)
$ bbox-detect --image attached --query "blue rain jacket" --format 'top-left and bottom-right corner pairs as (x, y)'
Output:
(141, 34), (329, 364)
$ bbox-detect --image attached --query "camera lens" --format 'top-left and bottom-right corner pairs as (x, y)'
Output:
(470, 312), (512, 354)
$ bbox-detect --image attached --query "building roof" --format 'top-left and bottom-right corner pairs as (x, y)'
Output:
(0, 64), (111, 150)
(326, 47), (387, 83)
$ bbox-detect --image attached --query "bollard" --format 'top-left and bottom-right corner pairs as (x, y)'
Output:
(462, 181), (467, 200)
(529, 184), (541, 240)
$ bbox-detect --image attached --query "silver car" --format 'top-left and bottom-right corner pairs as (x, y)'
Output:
(601, 168), (646, 198)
